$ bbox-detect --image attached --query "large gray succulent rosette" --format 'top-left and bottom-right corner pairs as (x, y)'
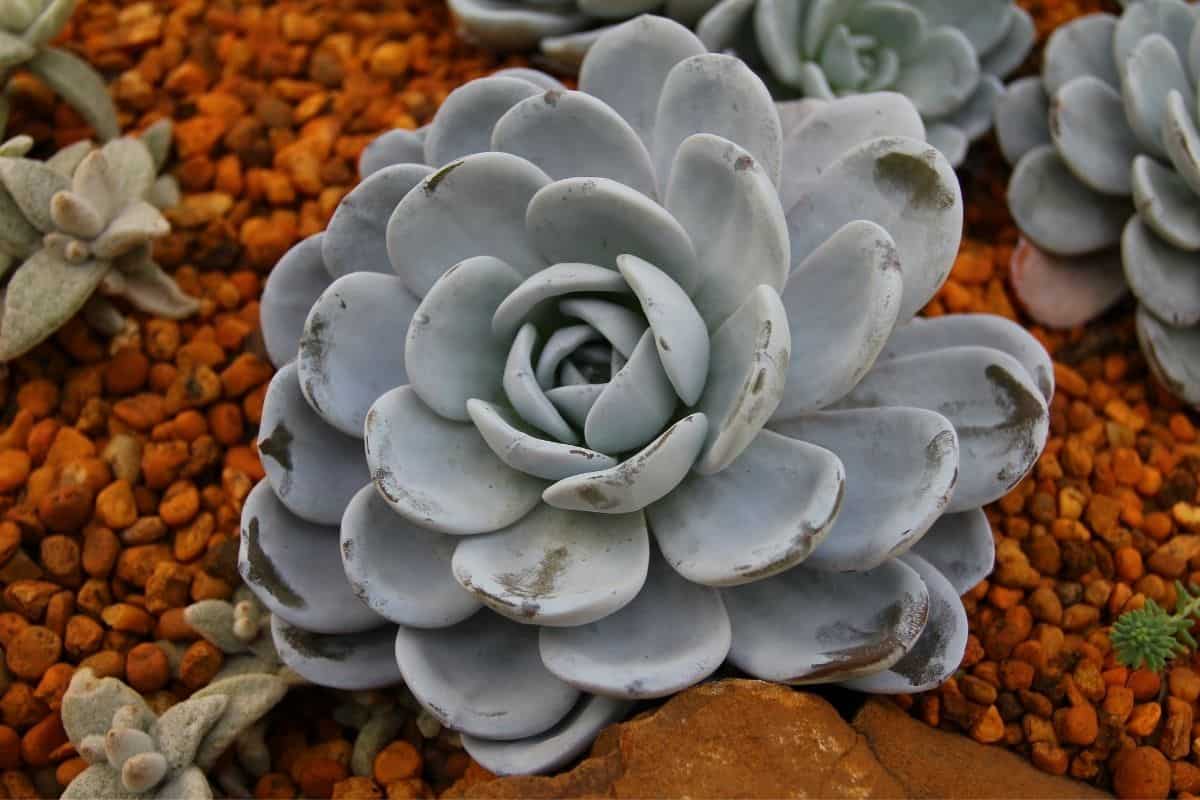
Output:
(998, 0), (1200, 406)
(447, 0), (718, 71)
(695, 0), (1035, 167)
(244, 17), (1051, 776)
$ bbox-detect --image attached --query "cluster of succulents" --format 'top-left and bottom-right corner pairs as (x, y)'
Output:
(242, 15), (1051, 776)
(0, 121), (196, 362)
(999, 0), (1200, 405)
(696, 0), (1035, 166)
(0, 0), (118, 140)
(60, 668), (289, 800)
(446, 0), (1033, 167)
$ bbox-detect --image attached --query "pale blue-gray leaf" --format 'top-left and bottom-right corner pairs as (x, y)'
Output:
(260, 234), (333, 367)
(469, 399), (617, 480)
(558, 297), (647, 358)
(492, 262), (628, 340)
(324, 164), (433, 279)
(545, 384), (605, 429)
(585, 331), (679, 454)
(753, 0), (808, 88)
(893, 26), (978, 117)
(1009, 238), (1128, 329)
(535, 325), (602, 389)
(910, 508), (994, 595)
(1164, 89), (1200, 198)
(1134, 154), (1200, 251)
(1122, 33), (1193, 158)
(424, 77), (542, 166)
(447, 0), (589, 51)
(994, 76), (1051, 166)
(1124, 215), (1200, 327)
(359, 129), (427, 178)
(1043, 13), (1119, 95)
(1137, 303), (1200, 407)
(1051, 76), (1140, 196)
(505, 323), (580, 444)
(272, 617), (402, 690)
(981, 5), (1035, 77)
(1114, 0), (1195, 81)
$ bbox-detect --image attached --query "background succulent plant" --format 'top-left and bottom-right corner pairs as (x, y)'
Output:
(245, 16), (1051, 776)
(446, 0), (719, 71)
(60, 667), (289, 800)
(998, 0), (1200, 405)
(695, 0), (1035, 166)
(0, 0), (118, 141)
(0, 120), (195, 362)
(184, 588), (295, 681)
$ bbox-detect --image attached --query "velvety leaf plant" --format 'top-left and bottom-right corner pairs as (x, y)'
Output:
(244, 16), (1052, 776)
(184, 587), (297, 681)
(696, 0), (1036, 167)
(59, 667), (289, 800)
(0, 0), (118, 141)
(0, 120), (196, 362)
(998, 0), (1200, 405)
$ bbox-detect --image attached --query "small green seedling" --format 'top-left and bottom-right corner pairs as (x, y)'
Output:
(1111, 581), (1200, 673)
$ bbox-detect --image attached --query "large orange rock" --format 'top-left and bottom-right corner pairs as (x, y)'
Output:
(447, 681), (1113, 800)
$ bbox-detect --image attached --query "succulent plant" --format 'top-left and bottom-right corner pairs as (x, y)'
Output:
(184, 588), (295, 681)
(0, 120), (195, 362)
(244, 16), (1050, 776)
(998, 0), (1200, 405)
(446, 0), (719, 71)
(0, 0), (118, 141)
(693, 0), (1035, 167)
(1111, 582), (1200, 673)
(60, 667), (289, 800)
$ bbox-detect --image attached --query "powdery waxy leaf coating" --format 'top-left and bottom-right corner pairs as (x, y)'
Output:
(1001, 0), (1200, 406)
(246, 15), (1049, 777)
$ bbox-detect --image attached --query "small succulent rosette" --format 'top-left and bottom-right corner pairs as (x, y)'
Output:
(696, 0), (1035, 167)
(446, 0), (718, 71)
(0, 0), (118, 140)
(0, 121), (195, 362)
(60, 668), (289, 800)
(245, 16), (1051, 776)
(998, 0), (1200, 405)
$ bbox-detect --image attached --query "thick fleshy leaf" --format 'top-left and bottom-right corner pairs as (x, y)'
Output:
(723, 559), (929, 684)
(76, 138), (154, 218)
(544, 413), (708, 514)
(365, 386), (546, 534)
(924, 123), (967, 169)
(240, 480), (382, 633)
(447, 0), (589, 52)
(406, 255), (523, 422)
(993, 76), (1051, 166)
(539, 28), (608, 73)
(908, 0), (1013, 53)
(358, 129), (427, 178)
(452, 503), (649, 626)
(261, 234), (334, 368)
(0, 183), (39, 259)
(0, 250), (107, 362)
(1164, 89), (1200, 198)
(693, 286), (789, 475)
(1137, 303), (1200, 407)
(558, 297), (646, 358)
(981, 5), (1035, 77)
(665, 134), (789, 329)
(649, 429), (843, 586)
(539, 549), (730, 697)
(1114, 0), (1196, 82)
(842, 553), (969, 693)
(505, 323), (579, 445)
(837, 346), (1049, 511)
(91, 201), (168, 259)
(492, 90), (656, 198)
(1009, 239), (1128, 329)
(26, 48), (119, 140)
(424, 77), (542, 166)
(59, 765), (136, 800)
(387, 152), (549, 297)
(653, 53), (782, 188)
(298, 272), (418, 437)
(527, 177), (700, 294)
(272, 616), (402, 690)
(617, 254), (709, 406)
(585, 331), (677, 454)
(786, 136), (962, 322)
(695, 0), (755, 55)
(1051, 76), (1140, 196)
(155, 767), (211, 800)
(341, 484), (482, 628)
(258, 363), (370, 525)
(0, 156), (69, 232)
(752, 0), (807, 88)
(579, 15), (707, 150)
(1134, 154), (1200, 251)
(910, 508), (995, 595)
(545, 384), (605, 429)
(324, 164), (433, 279)
(173, 677), (282, 772)
(1007, 146), (1131, 256)
(1122, 33), (1193, 159)
(893, 26), (978, 117)
(880, 313), (1055, 403)
(770, 408), (956, 571)
(1042, 13), (1119, 95)
(780, 92), (925, 208)
(1124, 215), (1200, 327)
(50, 191), (102, 239)
(463, 696), (633, 777)
(775, 220), (902, 416)
(104, 256), (198, 320)
(492, 262), (629, 340)
(394, 612), (579, 739)
(468, 400), (618, 480)
(61, 669), (154, 744)
(535, 326), (602, 389)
